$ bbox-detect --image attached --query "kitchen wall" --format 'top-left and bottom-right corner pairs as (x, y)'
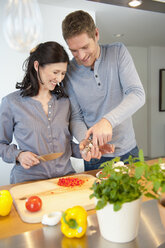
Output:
(148, 47), (165, 158)
(0, 2), (164, 186)
(127, 47), (148, 156)
(130, 46), (165, 159)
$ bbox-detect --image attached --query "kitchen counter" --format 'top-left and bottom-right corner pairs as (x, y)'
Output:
(1, 200), (165, 248)
(0, 158), (165, 242)
(0, 169), (99, 240)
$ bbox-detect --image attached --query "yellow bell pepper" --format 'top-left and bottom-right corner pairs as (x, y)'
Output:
(61, 206), (87, 238)
(0, 190), (13, 216)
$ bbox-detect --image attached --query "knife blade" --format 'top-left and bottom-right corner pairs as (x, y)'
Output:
(38, 152), (63, 162)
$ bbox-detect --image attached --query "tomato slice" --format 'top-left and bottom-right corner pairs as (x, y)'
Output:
(25, 196), (42, 212)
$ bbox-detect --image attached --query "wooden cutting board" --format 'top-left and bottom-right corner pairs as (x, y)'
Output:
(10, 174), (97, 224)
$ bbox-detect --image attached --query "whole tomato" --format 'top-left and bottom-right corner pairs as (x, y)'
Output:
(25, 196), (42, 212)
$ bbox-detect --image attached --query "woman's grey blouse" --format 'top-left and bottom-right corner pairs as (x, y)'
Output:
(0, 91), (75, 183)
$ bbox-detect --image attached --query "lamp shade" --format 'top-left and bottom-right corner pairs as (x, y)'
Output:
(3, 0), (43, 52)
(128, 0), (142, 7)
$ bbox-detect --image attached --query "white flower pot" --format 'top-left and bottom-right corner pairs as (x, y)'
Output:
(95, 197), (142, 243)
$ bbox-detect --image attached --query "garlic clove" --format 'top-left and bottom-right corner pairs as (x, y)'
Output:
(42, 211), (62, 226)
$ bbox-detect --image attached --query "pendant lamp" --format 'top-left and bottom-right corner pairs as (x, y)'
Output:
(3, 0), (43, 52)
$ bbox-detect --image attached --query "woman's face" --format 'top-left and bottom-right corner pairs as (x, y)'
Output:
(34, 62), (67, 91)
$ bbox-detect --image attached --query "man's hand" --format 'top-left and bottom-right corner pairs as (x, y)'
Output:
(99, 143), (115, 154)
(79, 139), (115, 162)
(85, 118), (112, 147)
(79, 139), (101, 161)
(17, 151), (40, 169)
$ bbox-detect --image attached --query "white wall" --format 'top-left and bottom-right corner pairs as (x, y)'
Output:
(129, 46), (165, 159)
(127, 47), (148, 156)
(148, 47), (165, 158)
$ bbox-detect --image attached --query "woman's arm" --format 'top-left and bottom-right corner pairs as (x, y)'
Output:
(0, 97), (22, 163)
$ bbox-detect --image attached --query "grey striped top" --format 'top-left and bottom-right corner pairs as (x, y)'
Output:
(0, 91), (75, 183)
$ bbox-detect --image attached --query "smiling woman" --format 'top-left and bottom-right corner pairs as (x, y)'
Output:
(0, 41), (80, 184)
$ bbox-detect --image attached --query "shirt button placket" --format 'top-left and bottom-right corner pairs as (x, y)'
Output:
(94, 73), (101, 87)
(48, 104), (53, 152)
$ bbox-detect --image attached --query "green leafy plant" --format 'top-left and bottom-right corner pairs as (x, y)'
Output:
(90, 149), (165, 211)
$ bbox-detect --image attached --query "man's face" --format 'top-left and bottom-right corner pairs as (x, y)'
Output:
(66, 30), (100, 68)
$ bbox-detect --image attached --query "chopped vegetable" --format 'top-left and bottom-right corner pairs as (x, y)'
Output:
(58, 177), (85, 187)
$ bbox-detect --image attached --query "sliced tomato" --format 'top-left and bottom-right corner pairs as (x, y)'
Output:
(25, 196), (42, 212)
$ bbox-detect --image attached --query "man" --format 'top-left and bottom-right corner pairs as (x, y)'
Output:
(62, 10), (145, 171)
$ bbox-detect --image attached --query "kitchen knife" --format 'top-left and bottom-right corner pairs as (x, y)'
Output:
(38, 152), (63, 162)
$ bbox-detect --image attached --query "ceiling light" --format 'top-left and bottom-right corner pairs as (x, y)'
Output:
(128, 0), (142, 7)
(3, 0), (43, 52)
(113, 34), (124, 38)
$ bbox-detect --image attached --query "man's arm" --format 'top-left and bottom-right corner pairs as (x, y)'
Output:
(65, 77), (88, 142)
(65, 78), (108, 160)
(86, 43), (145, 147)
(104, 43), (145, 128)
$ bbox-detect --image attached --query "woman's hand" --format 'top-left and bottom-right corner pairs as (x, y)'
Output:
(17, 151), (40, 169)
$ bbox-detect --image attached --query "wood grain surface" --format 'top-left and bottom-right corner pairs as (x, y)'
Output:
(9, 174), (97, 224)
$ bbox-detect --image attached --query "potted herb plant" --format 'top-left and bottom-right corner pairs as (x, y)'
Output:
(90, 149), (165, 243)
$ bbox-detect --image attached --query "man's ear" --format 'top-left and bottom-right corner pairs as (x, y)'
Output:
(34, 61), (39, 72)
(95, 28), (100, 42)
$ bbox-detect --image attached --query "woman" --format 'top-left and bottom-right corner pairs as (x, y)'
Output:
(0, 41), (76, 183)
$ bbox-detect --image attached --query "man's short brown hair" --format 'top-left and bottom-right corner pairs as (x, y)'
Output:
(62, 10), (96, 41)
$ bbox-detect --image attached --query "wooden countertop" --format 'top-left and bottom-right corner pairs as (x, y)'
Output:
(0, 158), (164, 240)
